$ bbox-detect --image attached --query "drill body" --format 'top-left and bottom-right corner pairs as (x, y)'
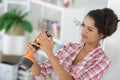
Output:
(18, 31), (51, 71)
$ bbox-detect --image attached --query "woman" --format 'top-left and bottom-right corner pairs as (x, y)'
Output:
(26, 8), (119, 80)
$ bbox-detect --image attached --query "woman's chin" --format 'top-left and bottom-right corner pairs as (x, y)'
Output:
(81, 38), (88, 43)
(82, 38), (85, 41)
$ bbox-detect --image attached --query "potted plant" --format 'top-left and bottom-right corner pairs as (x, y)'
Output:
(0, 8), (33, 55)
(0, 8), (33, 35)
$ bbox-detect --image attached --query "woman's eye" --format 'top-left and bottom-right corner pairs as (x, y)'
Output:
(81, 23), (85, 27)
(88, 28), (93, 32)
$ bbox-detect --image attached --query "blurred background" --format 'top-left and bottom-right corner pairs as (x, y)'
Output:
(0, 0), (120, 80)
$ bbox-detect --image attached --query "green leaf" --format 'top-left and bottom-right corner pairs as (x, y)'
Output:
(0, 18), (5, 31)
(11, 20), (17, 28)
(9, 9), (16, 17)
(17, 9), (24, 18)
(21, 12), (29, 19)
(4, 20), (13, 33)
(20, 20), (33, 33)
(19, 11), (29, 19)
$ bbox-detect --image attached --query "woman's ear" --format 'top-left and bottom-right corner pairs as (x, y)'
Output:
(99, 33), (105, 39)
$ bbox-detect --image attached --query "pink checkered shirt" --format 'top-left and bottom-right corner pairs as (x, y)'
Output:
(36, 42), (111, 80)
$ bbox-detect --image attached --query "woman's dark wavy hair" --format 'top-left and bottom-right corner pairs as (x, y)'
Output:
(87, 8), (119, 38)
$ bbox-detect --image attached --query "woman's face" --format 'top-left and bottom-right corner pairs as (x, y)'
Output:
(81, 15), (103, 44)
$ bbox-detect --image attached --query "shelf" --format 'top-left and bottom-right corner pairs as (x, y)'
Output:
(5, 0), (29, 5)
(31, 0), (64, 11)
(4, 0), (30, 12)
(30, 0), (85, 45)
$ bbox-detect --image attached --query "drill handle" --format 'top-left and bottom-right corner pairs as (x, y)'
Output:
(32, 44), (40, 50)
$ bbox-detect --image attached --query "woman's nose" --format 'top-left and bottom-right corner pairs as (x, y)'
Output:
(82, 27), (87, 34)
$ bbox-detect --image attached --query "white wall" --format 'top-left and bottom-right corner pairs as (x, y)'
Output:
(102, 0), (120, 80)
(74, 0), (108, 11)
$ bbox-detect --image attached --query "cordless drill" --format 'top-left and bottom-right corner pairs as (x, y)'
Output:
(18, 31), (51, 71)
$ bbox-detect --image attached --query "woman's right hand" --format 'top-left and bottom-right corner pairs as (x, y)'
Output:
(25, 42), (39, 54)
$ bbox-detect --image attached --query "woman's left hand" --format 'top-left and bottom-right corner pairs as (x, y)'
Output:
(37, 31), (54, 55)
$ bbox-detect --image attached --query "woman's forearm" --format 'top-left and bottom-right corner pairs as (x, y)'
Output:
(47, 52), (74, 80)
(36, 31), (73, 79)
(30, 62), (41, 76)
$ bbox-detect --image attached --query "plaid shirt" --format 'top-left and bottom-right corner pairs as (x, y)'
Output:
(36, 42), (111, 80)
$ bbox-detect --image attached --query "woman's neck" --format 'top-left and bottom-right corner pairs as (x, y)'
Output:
(83, 42), (100, 52)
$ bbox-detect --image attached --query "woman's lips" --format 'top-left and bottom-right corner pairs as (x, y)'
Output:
(82, 34), (87, 38)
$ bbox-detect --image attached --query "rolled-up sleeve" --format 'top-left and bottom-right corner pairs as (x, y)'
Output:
(39, 60), (54, 77)
(34, 59), (54, 78)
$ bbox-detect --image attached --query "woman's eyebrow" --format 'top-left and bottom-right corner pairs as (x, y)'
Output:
(87, 26), (95, 29)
